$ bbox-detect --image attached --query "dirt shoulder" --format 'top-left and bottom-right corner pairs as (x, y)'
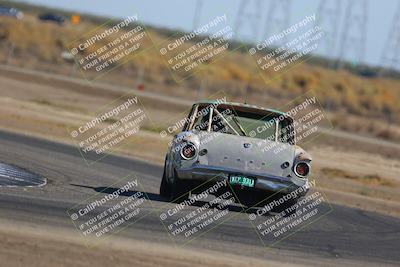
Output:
(0, 220), (306, 267)
(0, 65), (399, 218)
(1, 219), (395, 267)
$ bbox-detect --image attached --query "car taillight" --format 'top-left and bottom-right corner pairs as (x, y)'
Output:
(294, 162), (310, 178)
(180, 143), (197, 160)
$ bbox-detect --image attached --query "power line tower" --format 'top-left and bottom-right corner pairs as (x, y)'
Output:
(192, 0), (204, 30)
(234, 0), (263, 42)
(315, 0), (342, 61)
(263, 0), (292, 46)
(337, 0), (368, 68)
(380, 2), (400, 73)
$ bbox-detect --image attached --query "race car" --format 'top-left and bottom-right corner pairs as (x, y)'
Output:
(160, 100), (312, 212)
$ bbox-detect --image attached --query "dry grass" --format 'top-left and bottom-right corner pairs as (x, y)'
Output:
(1, 66), (400, 215)
(0, 12), (400, 141)
(320, 167), (395, 187)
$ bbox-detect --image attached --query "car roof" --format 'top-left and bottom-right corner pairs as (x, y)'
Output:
(195, 100), (290, 118)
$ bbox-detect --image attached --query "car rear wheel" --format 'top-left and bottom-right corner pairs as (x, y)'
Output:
(170, 170), (191, 203)
(159, 167), (172, 198)
(160, 163), (190, 203)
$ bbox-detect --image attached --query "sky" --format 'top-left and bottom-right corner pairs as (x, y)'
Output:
(13, 0), (400, 68)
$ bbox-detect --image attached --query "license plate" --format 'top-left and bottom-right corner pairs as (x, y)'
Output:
(229, 175), (255, 188)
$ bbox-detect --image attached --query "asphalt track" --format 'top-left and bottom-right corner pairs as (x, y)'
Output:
(0, 129), (399, 266)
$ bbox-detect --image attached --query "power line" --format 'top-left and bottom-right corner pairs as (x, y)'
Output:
(234, 0), (263, 42)
(315, 0), (342, 60)
(192, 0), (204, 30)
(337, 0), (368, 68)
(380, 2), (400, 73)
(263, 0), (292, 46)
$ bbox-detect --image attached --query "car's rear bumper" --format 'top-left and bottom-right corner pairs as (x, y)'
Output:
(176, 164), (309, 195)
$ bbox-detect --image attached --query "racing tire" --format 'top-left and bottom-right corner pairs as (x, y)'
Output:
(170, 170), (190, 203)
(159, 167), (172, 198)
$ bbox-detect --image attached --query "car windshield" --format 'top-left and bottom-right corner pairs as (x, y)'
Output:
(212, 107), (277, 140)
(190, 105), (292, 143)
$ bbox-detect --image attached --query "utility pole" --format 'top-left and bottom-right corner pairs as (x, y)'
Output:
(197, 79), (206, 100)
(337, 0), (368, 69)
(6, 42), (15, 64)
(234, 0), (263, 42)
(135, 66), (144, 91)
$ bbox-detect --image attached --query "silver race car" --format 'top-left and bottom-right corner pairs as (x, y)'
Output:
(160, 100), (312, 212)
